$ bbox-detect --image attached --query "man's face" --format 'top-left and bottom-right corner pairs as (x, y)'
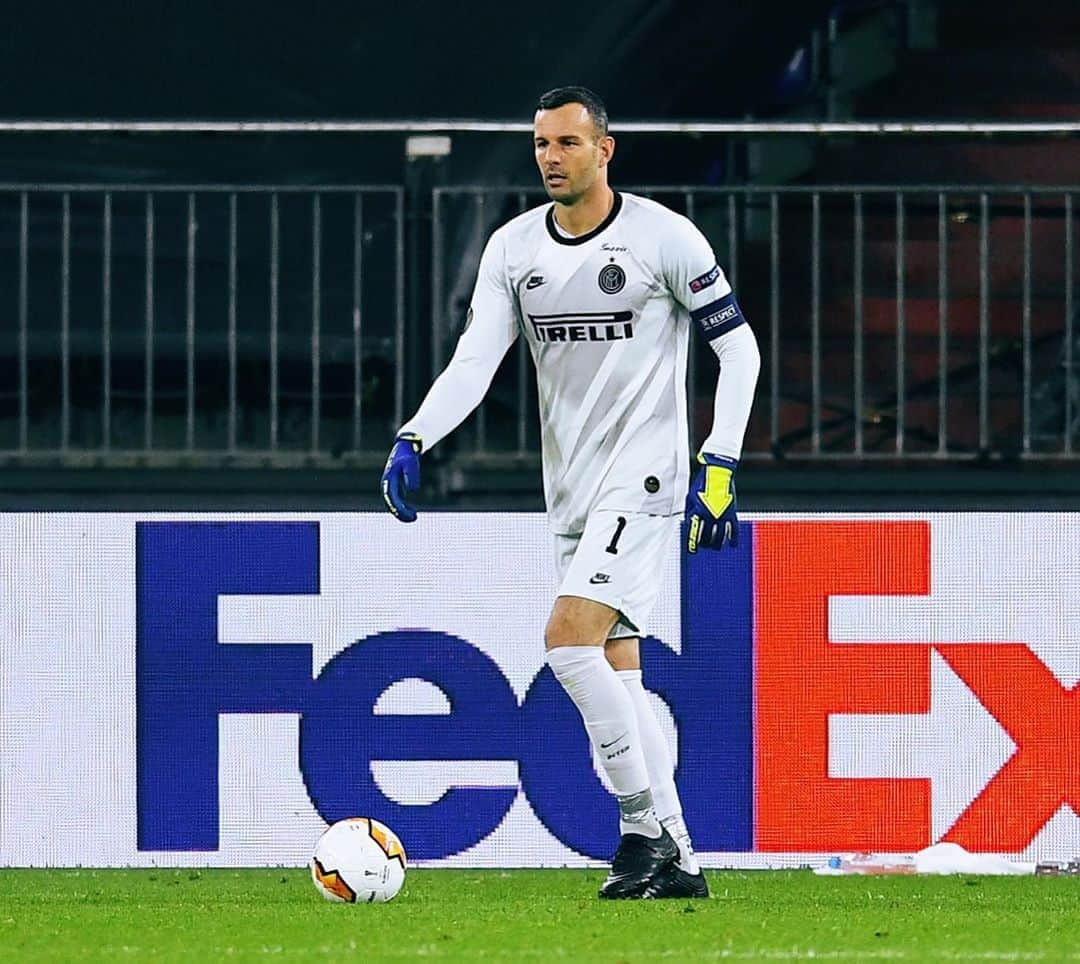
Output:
(533, 103), (613, 204)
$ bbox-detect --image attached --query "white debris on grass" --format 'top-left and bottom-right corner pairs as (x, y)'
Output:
(815, 842), (1035, 876)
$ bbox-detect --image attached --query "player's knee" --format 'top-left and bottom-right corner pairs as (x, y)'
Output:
(545, 609), (603, 649)
(605, 637), (640, 671)
(545, 595), (621, 648)
(544, 609), (578, 649)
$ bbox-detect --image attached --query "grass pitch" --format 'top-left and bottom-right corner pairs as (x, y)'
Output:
(1, 868), (1078, 961)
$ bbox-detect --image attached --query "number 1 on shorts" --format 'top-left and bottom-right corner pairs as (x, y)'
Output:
(605, 516), (627, 555)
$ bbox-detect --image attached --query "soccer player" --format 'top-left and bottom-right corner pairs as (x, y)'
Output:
(382, 86), (760, 899)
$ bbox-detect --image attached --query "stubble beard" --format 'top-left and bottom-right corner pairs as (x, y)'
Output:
(550, 189), (583, 206)
(545, 175), (591, 206)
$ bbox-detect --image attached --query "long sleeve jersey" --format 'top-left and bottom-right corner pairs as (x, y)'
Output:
(401, 191), (761, 534)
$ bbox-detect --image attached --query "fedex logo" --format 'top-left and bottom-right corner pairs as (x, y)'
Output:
(136, 519), (1080, 862)
(135, 521), (753, 861)
(756, 521), (1080, 854)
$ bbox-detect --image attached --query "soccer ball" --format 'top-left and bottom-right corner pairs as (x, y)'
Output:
(310, 817), (407, 904)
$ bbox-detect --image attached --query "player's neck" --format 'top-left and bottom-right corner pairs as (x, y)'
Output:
(553, 185), (615, 238)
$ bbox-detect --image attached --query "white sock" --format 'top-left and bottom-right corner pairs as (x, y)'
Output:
(547, 646), (660, 838)
(618, 668), (699, 873)
(661, 813), (700, 875)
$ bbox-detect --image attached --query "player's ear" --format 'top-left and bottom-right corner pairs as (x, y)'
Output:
(598, 134), (615, 167)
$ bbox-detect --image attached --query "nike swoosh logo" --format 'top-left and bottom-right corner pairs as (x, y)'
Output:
(589, 575), (610, 584)
(600, 732), (627, 749)
(604, 873), (635, 884)
(526, 277), (545, 289)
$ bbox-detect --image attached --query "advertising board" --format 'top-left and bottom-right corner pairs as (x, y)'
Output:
(1, 513), (1077, 866)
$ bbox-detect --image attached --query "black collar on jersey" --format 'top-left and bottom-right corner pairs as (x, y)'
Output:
(545, 191), (623, 246)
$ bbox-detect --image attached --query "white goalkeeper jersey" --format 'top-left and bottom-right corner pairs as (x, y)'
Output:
(400, 191), (758, 534)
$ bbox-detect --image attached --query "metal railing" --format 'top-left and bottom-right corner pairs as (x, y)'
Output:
(0, 184), (404, 466)
(1, 120), (1078, 468)
(2, 120), (1080, 134)
(4, 181), (1080, 467)
(433, 185), (1080, 463)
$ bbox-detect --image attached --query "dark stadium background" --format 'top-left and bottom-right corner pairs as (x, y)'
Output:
(2, 0), (1079, 510)
(0, 2), (832, 184)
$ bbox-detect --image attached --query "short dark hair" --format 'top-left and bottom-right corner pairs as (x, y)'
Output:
(536, 86), (609, 138)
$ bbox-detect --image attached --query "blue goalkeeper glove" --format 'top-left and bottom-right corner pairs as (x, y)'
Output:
(685, 453), (739, 553)
(381, 433), (422, 522)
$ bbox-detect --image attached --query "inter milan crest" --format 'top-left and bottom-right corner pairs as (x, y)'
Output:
(598, 263), (626, 294)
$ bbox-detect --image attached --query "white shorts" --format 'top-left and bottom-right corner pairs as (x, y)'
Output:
(552, 509), (675, 639)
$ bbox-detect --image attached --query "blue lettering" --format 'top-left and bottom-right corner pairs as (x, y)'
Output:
(301, 631), (519, 860)
(676, 520), (755, 850)
(136, 522), (317, 851)
(136, 520), (757, 859)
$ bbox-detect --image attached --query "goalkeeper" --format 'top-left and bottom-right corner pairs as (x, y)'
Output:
(382, 86), (759, 899)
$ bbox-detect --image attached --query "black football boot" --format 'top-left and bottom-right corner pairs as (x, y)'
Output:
(598, 827), (678, 899)
(640, 862), (710, 899)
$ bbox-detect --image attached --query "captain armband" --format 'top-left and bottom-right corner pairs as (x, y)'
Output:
(690, 293), (747, 342)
